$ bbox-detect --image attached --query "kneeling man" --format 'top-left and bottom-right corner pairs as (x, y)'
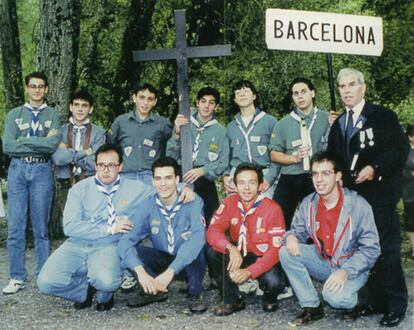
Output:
(37, 144), (155, 310)
(279, 151), (380, 326)
(206, 163), (286, 316)
(118, 157), (207, 313)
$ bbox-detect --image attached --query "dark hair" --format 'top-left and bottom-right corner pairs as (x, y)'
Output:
(95, 143), (123, 164)
(152, 157), (180, 177)
(231, 80), (259, 106)
(310, 151), (343, 173)
(70, 90), (94, 107)
(197, 86), (220, 104)
(132, 83), (158, 99)
(25, 71), (48, 87)
(282, 77), (316, 113)
(406, 124), (414, 137)
(234, 163), (264, 184)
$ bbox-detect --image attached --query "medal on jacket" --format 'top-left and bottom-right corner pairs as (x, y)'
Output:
(366, 128), (374, 146)
(359, 131), (366, 149)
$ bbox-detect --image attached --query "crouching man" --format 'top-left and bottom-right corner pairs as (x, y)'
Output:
(206, 163), (286, 316)
(279, 151), (380, 326)
(117, 157), (207, 313)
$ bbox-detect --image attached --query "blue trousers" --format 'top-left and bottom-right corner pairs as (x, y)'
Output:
(37, 240), (122, 303)
(279, 244), (368, 309)
(136, 245), (205, 296)
(7, 159), (54, 280)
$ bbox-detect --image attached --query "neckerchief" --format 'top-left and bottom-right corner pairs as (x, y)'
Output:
(155, 194), (183, 254)
(94, 174), (120, 226)
(289, 107), (319, 155)
(24, 103), (47, 137)
(191, 114), (218, 162)
(237, 194), (265, 256)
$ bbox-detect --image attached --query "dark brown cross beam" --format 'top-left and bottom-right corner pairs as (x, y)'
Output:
(133, 9), (231, 176)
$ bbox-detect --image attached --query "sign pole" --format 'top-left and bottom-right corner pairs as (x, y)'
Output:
(326, 53), (336, 111)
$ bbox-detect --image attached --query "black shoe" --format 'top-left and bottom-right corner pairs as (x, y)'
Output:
(73, 285), (96, 310)
(342, 308), (359, 321)
(291, 304), (324, 326)
(187, 295), (207, 314)
(213, 299), (246, 316)
(127, 292), (168, 308)
(380, 312), (405, 327)
(96, 296), (114, 311)
(357, 304), (383, 317)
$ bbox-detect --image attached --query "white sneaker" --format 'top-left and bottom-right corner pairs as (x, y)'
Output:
(2, 279), (25, 295)
(239, 279), (258, 295)
(120, 276), (136, 293)
(277, 286), (293, 300)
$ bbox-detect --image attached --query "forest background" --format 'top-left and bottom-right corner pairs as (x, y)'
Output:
(0, 0), (413, 133)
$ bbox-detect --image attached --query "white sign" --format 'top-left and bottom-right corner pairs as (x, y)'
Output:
(266, 9), (383, 56)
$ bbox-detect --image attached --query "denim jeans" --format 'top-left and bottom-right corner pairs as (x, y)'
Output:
(7, 158), (54, 280)
(135, 245), (205, 296)
(37, 240), (122, 303)
(121, 170), (153, 186)
(279, 244), (368, 309)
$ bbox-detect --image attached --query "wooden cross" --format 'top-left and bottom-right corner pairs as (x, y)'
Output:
(133, 9), (231, 176)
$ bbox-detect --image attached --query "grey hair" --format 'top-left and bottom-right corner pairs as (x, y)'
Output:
(337, 68), (365, 84)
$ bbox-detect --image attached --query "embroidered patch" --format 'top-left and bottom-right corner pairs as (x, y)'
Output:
(208, 152), (218, 161)
(272, 236), (282, 248)
(149, 149), (156, 158)
(151, 219), (161, 225)
(256, 243), (269, 253)
(315, 221), (320, 231)
(271, 133), (276, 139)
(250, 136), (261, 142)
(209, 143), (219, 151)
(257, 145), (267, 156)
(231, 217), (239, 225)
(269, 227), (285, 235)
(216, 204), (225, 215)
(151, 227), (159, 235)
(44, 120), (52, 128)
(210, 216), (218, 225)
(143, 139), (154, 147)
(15, 118), (23, 125)
(291, 139), (302, 148)
(181, 230), (192, 240)
(356, 121), (363, 129)
(124, 146), (132, 157)
(18, 123), (30, 130)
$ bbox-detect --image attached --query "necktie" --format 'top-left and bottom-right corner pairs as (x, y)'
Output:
(237, 194), (264, 256)
(345, 109), (354, 157)
(29, 109), (40, 137)
(156, 195), (183, 254)
(95, 175), (120, 226)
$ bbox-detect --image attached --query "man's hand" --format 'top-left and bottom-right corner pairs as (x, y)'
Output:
(323, 269), (348, 294)
(183, 168), (204, 184)
(229, 268), (251, 284)
(174, 114), (189, 135)
(58, 142), (68, 149)
(135, 266), (158, 295)
(111, 216), (134, 234)
(227, 245), (243, 273)
(293, 146), (310, 162)
(84, 148), (93, 156)
(179, 186), (195, 203)
(223, 175), (237, 194)
(355, 165), (375, 184)
(47, 128), (59, 137)
(155, 268), (175, 293)
(286, 235), (301, 256)
(261, 179), (270, 192)
(328, 111), (339, 127)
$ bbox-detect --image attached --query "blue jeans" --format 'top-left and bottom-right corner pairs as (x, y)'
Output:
(37, 240), (122, 303)
(7, 158), (54, 280)
(279, 244), (368, 309)
(121, 170), (153, 186)
(135, 245), (205, 296)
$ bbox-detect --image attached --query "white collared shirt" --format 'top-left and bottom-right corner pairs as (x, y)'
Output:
(345, 99), (365, 127)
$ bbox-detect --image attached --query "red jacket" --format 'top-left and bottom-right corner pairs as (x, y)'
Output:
(207, 195), (285, 279)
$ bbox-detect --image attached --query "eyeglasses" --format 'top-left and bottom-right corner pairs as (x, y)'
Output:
(28, 84), (46, 90)
(96, 163), (120, 172)
(310, 170), (335, 179)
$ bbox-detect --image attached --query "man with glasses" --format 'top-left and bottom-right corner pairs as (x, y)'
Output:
(279, 151), (380, 326)
(2, 72), (62, 294)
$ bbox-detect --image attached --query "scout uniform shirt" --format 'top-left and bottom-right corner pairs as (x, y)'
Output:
(166, 114), (229, 181)
(118, 194), (206, 274)
(108, 111), (172, 172)
(52, 121), (106, 179)
(270, 107), (329, 175)
(206, 194), (285, 279)
(3, 103), (62, 157)
(226, 108), (279, 184)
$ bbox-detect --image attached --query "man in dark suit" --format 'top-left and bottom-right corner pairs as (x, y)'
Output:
(328, 68), (408, 327)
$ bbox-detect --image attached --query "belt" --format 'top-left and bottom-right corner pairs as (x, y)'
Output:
(17, 156), (50, 163)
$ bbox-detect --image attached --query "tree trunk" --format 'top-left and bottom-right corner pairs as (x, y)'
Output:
(0, 0), (24, 110)
(37, 0), (81, 116)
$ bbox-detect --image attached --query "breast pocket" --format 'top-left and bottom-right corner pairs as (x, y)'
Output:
(251, 232), (270, 253)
